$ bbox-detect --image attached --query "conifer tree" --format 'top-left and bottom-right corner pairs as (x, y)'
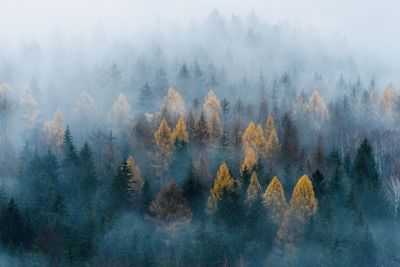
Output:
(79, 143), (97, 195)
(111, 159), (132, 209)
(126, 155), (144, 202)
(193, 109), (210, 148)
(172, 116), (189, 146)
(240, 147), (258, 174)
(182, 162), (205, 219)
(290, 175), (318, 220)
(246, 172), (262, 203)
(203, 90), (221, 116)
(265, 115), (275, 139)
(207, 111), (223, 141)
(207, 162), (235, 213)
(263, 176), (288, 225)
(276, 175), (318, 249)
(265, 125), (280, 165)
(153, 119), (173, 183)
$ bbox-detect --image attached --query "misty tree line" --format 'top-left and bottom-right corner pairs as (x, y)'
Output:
(0, 74), (399, 266)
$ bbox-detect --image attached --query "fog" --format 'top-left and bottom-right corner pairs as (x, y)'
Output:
(0, 1), (399, 266)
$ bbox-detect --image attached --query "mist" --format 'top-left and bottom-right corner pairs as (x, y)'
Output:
(0, 1), (399, 266)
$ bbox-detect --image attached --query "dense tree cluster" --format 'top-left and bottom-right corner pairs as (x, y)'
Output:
(0, 81), (398, 266)
(0, 11), (399, 267)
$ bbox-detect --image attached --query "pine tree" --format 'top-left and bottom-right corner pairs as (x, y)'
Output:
(281, 113), (300, 163)
(311, 169), (325, 199)
(79, 143), (97, 196)
(138, 82), (154, 112)
(313, 134), (325, 170)
(182, 163), (205, 219)
(62, 126), (78, 164)
(111, 159), (132, 209)
(193, 109), (210, 148)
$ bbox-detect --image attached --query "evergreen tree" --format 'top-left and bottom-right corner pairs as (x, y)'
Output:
(111, 159), (132, 210)
(182, 163), (205, 219)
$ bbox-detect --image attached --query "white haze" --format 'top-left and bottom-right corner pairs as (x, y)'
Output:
(2, 0), (400, 62)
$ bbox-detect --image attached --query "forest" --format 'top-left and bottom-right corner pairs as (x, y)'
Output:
(0, 8), (400, 267)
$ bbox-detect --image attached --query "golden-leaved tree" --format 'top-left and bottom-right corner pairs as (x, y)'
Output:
(207, 162), (235, 213)
(207, 111), (223, 141)
(108, 93), (132, 134)
(162, 87), (185, 122)
(265, 125), (281, 164)
(43, 110), (65, 148)
(263, 176), (287, 225)
(276, 175), (318, 250)
(153, 119), (173, 183)
(172, 116), (189, 146)
(242, 121), (267, 158)
(246, 171), (262, 203)
(126, 155), (144, 201)
(307, 90), (329, 129)
(240, 147), (258, 174)
(203, 90), (221, 116)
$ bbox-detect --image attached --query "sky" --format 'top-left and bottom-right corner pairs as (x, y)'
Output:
(1, 0), (399, 62)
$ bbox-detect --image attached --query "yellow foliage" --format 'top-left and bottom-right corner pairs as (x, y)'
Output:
(127, 155), (144, 197)
(263, 176), (287, 224)
(246, 171), (262, 203)
(307, 90), (329, 127)
(207, 111), (223, 140)
(162, 87), (185, 118)
(207, 162), (235, 212)
(265, 127), (281, 163)
(276, 175), (318, 249)
(153, 119), (173, 179)
(172, 116), (189, 144)
(265, 115), (275, 138)
(240, 147), (258, 174)
(203, 90), (221, 116)
(242, 121), (267, 158)
(290, 175), (318, 220)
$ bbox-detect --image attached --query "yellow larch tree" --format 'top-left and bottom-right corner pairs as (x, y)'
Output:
(153, 119), (173, 182)
(43, 110), (65, 148)
(265, 115), (275, 139)
(276, 175), (318, 250)
(203, 90), (221, 116)
(265, 126), (281, 164)
(207, 162), (235, 213)
(240, 147), (258, 174)
(172, 116), (189, 145)
(242, 121), (267, 158)
(246, 171), (262, 203)
(263, 176), (287, 225)
(306, 90), (329, 128)
(290, 175), (318, 220)
(126, 155), (144, 200)
(207, 111), (223, 141)
(162, 87), (185, 121)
